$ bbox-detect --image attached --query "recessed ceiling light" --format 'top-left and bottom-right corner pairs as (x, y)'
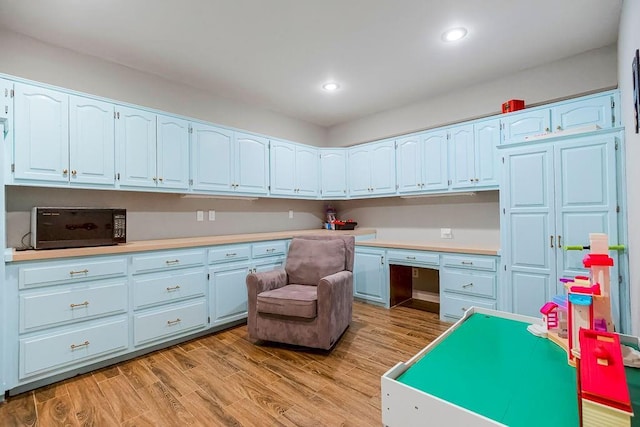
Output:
(322, 82), (340, 92)
(441, 27), (468, 42)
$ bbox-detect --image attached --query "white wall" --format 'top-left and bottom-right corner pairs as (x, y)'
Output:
(618, 0), (640, 335)
(327, 45), (618, 146)
(0, 29), (327, 147)
(5, 186), (326, 248)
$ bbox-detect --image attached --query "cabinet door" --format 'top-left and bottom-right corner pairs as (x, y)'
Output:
(235, 133), (269, 195)
(319, 149), (347, 198)
(209, 263), (251, 326)
(353, 249), (387, 305)
(474, 119), (500, 188)
(190, 123), (234, 192)
(502, 145), (556, 317)
(396, 135), (422, 194)
(449, 124), (475, 189)
(14, 83), (69, 183)
(69, 95), (115, 186)
(552, 95), (613, 132)
(501, 109), (551, 143)
(269, 140), (296, 195)
(554, 136), (618, 316)
(422, 129), (448, 191)
(370, 140), (396, 195)
(116, 106), (156, 188)
(348, 146), (371, 197)
(1, 79), (12, 137)
(295, 145), (319, 197)
(156, 115), (189, 190)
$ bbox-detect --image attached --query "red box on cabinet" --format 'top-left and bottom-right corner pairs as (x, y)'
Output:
(501, 99), (525, 113)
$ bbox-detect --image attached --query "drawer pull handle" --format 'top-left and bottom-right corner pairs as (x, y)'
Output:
(406, 256), (416, 260)
(461, 307), (467, 312)
(70, 340), (90, 350)
(166, 285), (181, 291)
(461, 261), (473, 265)
(165, 259), (180, 265)
(226, 253), (237, 257)
(70, 301), (89, 308)
(167, 318), (181, 325)
(462, 283), (473, 288)
(266, 248), (275, 253)
(69, 269), (89, 275)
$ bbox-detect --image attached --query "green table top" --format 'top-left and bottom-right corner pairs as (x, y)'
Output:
(397, 313), (578, 427)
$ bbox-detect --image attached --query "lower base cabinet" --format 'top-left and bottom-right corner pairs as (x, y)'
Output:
(354, 248), (388, 306)
(209, 262), (251, 327)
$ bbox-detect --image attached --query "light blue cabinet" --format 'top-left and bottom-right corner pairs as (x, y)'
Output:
(500, 133), (619, 320)
(354, 247), (388, 306)
(14, 82), (69, 183)
(190, 123), (234, 192)
(209, 261), (251, 327)
(319, 149), (347, 198)
(397, 131), (448, 194)
(116, 106), (156, 188)
(117, 109), (189, 190)
(69, 95), (115, 186)
(501, 92), (619, 144)
(190, 125), (268, 195)
(270, 140), (319, 197)
(348, 139), (395, 197)
(449, 120), (500, 190)
(156, 114), (190, 190)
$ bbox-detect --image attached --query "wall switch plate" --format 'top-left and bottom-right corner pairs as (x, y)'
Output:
(412, 268), (419, 278)
(288, 210), (294, 219)
(208, 210), (215, 221)
(441, 228), (452, 239)
(196, 210), (204, 221)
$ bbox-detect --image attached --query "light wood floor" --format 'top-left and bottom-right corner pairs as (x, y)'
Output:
(0, 301), (451, 426)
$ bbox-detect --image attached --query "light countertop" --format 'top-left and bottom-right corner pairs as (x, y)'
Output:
(355, 239), (499, 256)
(9, 228), (377, 262)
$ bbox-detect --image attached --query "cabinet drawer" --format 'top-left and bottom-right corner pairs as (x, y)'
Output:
(131, 249), (205, 274)
(251, 241), (287, 259)
(386, 250), (439, 266)
(441, 255), (496, 271)
(19, 317), (128, 379)
(133, 268), (206, 309)
(441, 270), (496, 299)
(208, 245), (251, 264)
(19, 257), (127, 289)
(20, 280), (128, 333)
(133, 299), (207, 346)
(440, 293), (496, 320)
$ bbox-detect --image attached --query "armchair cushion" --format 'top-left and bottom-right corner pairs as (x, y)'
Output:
(257, 284), (318, 319)
(285, 238), (346, 285)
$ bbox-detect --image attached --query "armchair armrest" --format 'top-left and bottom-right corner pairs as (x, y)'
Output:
(317, 270), (353, 347)
(246, 269), (287, 295)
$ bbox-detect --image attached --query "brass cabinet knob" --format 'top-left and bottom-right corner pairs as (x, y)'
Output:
(63, 169), (68, 175)
(71, 170), (77, 176)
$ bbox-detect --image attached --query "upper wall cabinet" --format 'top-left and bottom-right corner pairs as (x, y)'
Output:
(396, 129), (447, 194)
(348, 139), (396, 197)
(449, 119), (500, 190)
(69, 95), (115, 186)
(190, 124), (269, 195)
(501, 92), (618, 144)
(117, 108), (189, 191)
(270, 140), (319, 198)
(14, 83), (70, 184)
(319, 149), (347, 198)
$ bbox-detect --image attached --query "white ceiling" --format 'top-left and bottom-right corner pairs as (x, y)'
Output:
(0, 0), (622, 127)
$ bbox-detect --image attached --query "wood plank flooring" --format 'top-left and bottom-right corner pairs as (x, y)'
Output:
(0, 301), (451, 426)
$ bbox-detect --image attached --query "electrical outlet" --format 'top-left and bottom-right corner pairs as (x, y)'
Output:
(441, 228), (452, 239)
(196, 210), (204, 222)
(208, 210), (215, 221)
(412, 268), (419, 278)
(288, 210), (294, 219)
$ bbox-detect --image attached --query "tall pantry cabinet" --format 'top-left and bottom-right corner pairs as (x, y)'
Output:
(499, 132), (620, 324)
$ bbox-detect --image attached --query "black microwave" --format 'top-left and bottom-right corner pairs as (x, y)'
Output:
(31, 207), (126, 250)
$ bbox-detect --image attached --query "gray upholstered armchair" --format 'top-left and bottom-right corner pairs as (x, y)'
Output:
(246, 235), (354, 350)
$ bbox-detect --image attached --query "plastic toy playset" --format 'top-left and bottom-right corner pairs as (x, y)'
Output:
(528, 233), (633, 426)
